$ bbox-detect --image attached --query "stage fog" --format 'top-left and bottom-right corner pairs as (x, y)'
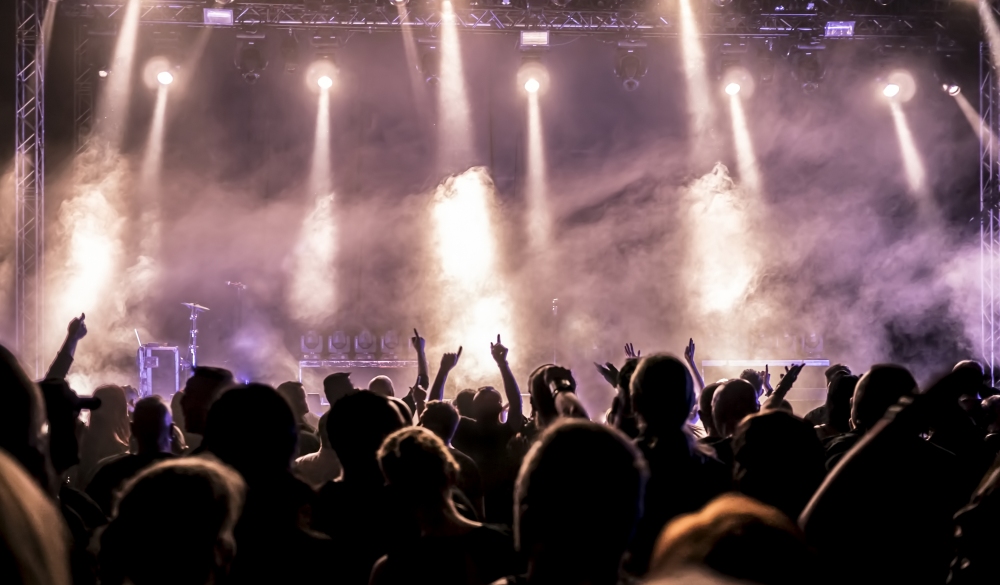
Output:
(0, 24), (983, 413)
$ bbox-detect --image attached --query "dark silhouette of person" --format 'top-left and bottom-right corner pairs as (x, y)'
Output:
(822, 364), (917, 469)
(276, 381), (321, 456)
(86, 396), (176, 515)
(179, 366), (234, 451)
(293, 411), (341, 489)
(731, 410), (826, 519)
(650, 494), (818, 585)
(77, 385), (131, 489)
(696, 380), (726, 440)
(99, 457), (245, 585)
(420, 399), (485, 519)
(803, 364), (852, 426)
(625, 354), (729, 576)
(813, 374), (857, 440)
(707, 378), (760, 467)
(496, 419), (647, 585)
(0, 345), (51, 492)
(312, 390), (407, 585)
(369, 375), (395, 398)
(453, 389), (476, 417)
(370, 427), (517, 585)
(200, 383), (330, 583)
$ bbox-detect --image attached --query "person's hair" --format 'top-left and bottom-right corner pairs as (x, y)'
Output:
(322, 373), (354, 407)
(651, 493), (815, 585)
(453, 389), (476, 417)
(739, 369), (763, 393)
(275, 381), (309, 420)
(378, 427), (458, 505)
(317, 411), (331, 449)
(515, 420), (648, 564)
(825, 374), (858, 433)
(201, 384), (298, 482)
(631, 354), (695, 432)
(189, 366), (234, 387)
(180, 367), (234, 435)
(471, 386), (503, 422)
(131, 396), (172, 453)
(0, 345), (48, 490)
(368, 376), (395, 398)
(851, 365), (917, 431)
(711, 379), (759, 438)
(698, 381), (725, 437)
(100, 457), (246, 585)
(0, 448), (70, 585)
(731, 410), (827, 520)
(327, 391), (405, 477)
(618, 358), (641, 392)
(420, 400), (460, 443)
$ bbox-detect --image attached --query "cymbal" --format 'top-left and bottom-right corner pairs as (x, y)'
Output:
(181, 302), (210, 312)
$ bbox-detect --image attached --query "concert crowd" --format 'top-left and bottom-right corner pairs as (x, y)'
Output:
(3, 314), (1000, 585)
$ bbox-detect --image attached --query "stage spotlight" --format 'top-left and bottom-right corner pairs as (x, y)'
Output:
(305, 59), (338, 92)
(721, 65), (755, 98)
(789, 47), (825, 94)
(235, 37), (267, 84)
(878, 69), (916, 102)
(518, 59), (550, 95)
(615, 40), (648, 91)
(142, 56), (175, 89)
(725, 82), (741, 95)
(944, 84), (961, 96)
(156, 70), (174, 85)
(98, 69), (109, 78)
(389, 0), (408, 5)
(281, 31), (300, 73)
(883, 83), (900, 98)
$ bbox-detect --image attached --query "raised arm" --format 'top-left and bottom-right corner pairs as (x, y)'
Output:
(411, 328), (430, 390)
(429, 346), (462, 403)
(684, 338), (705, 391)
(762, 363), (804, 410)
(46, 313), (87, 381)
(491, 335), (523, 432)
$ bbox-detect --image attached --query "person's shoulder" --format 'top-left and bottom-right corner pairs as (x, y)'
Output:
(450, 447), (477, 466)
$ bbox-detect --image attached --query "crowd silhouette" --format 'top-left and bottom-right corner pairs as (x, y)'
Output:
(2, 314), (1000, 585)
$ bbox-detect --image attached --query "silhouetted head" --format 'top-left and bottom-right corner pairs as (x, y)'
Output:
(0, 345), (47, 489)
(711, 379), (759, 438)
(100, 458), (245, 585)
(731, 410), (826, 520)
(368, 376), (395, 398)
(453, 389), (476, 417)
(201, 384), (298, 482)
(825, 375), (858, 433)
(131, 396), (172, 455)
(739, 369), (764, 397)
(851, 365), (917, 432)
(618, 358), (640, 392)
(169, 391), (186, 435)
(631, 354), (695, 433)
(180, 367), (234, 435)
(275, 381), (309, 422)
(322, 372), (354, 407)
(515, 420), (647, 574)
(698, 381), (726, 438)
(378, 426), (458, 510)
(388, 396), (414, 423)
(0, 448), (70, 585)
(472, 387), (504, 423)
(651, 494), (815, 585)
(327, 391), (405, 482)
(420, 400), (460, 444)
(317, 411), (331, 450)
(91, 385), (131, 443)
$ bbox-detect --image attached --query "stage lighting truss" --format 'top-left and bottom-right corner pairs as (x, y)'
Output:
(63, 0), (949, 41)
(615, 40), (647, 91)
(235, 34), (268, 83)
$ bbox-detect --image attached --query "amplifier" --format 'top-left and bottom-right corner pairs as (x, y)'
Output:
(137, 344), (181, 400)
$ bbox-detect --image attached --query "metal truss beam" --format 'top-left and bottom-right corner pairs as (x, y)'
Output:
(62, 0), (946, 39)
(983, 39), (1000, 387)
(15, 0), (45, 376)
(74, 22), (94, 155)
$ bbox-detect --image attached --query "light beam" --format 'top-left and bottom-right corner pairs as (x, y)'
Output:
(954, 92), (996, 146)
(437, 0), (474, 171)
(729, 95), (761, 195)
(93, 0), (141, 147)
(678, 0), (715, 159)
(526, 92), (550, 252)
(889, 101), (928, 198)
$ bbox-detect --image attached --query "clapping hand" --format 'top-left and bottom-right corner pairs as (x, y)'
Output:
(595, 362), (620, 388)
(491, 335), (509, 364)
(440, 347), (463, 371)
(625, 343), (640, 360)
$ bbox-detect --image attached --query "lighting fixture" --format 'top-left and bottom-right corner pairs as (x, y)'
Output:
(883, 83), (900, 98)
(725, 82), (741, 95)
(317, 75), (333, 89)
(156, 70), (174, 85)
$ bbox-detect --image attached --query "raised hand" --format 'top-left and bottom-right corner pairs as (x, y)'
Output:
(625, 343), (640, 359)
(760, 365), (773, 395)
(411, 328), (425, 354)
(440, 347), (463, 371)
(684, 338), (696, 364)
(595, 362), (620, 388)
(491, 334), (509, 364)
(67, 313), (87, 342)
(777, 363), (805, 390)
